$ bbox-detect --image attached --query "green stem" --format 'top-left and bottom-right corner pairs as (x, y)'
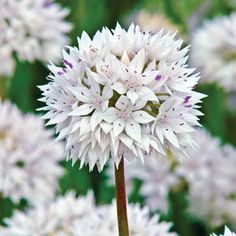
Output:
(0, 76), (11, 100)
(115, 158), (129, 236)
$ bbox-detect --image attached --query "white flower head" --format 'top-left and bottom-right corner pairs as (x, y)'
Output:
(176, 129), (236, 227)
(0, 0), (72, 76)
(191, 13), (236, 91)
(0, 191), (95, 236)
(211, 227), (236, 236)
(0, 101), (64, 204)
(73, 201), (177, 236)
(39, 23), (205, 171)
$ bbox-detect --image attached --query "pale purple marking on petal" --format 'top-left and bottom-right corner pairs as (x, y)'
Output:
(184, 104), (192, 108)
(43, 0), (53, 7)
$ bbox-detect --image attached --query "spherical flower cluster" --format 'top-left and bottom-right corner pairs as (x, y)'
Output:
(0, 101), (64, 204)
(75, 201), (177, 236)
(39, 23), (205, 171)
(107, 157), (178, 213)
(0, 0), (72, 76)
(191, 13), (236, 91)
(0, 192), (95, 235)
(211, 227), (236, 236)
(176, 129), (236, 227)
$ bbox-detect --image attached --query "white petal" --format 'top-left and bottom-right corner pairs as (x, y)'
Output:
(155, 126), (164, 144)
(125, 120), (142, 142)
(100, 122), (113, 134)
(134, 98), (148, 110)
(141, 70), (158, 84)
(115, 95), (130, 110)
(139, 87), (158, 102)
(89, 78), (100, 96)
(121, 51), (130, 65)
(46, 112), (67, 125)
(90, 111), (102, 131)
(129, 49), (145, 74)
(86, 68), (104, 84)
(133, 111), (155, 124)
(163, 128), (179, 148)
(111, 82), (127, 94)
(113, 119), (125, 136)
(79, 117), (91, 135)
(69, 104), (94, 116)
(119, 134), (133, 147)
(69, 86), (91, 103)
(142, 135), (150, 152)
(102, 85), (113, 100)
(103, 107), (118, 123)
(127, 90), (138, 104)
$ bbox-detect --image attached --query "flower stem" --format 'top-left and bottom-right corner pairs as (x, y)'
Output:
(0, 76), (11, 100)
(115, 158), (129, 236)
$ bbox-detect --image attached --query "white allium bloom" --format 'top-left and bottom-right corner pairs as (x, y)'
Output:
(107, 157), (178, 213)
(0, 0), (72, 76)
(191, 13), (236, 91)
(0, 101), (64, 204)
(176, 129), (236, 227)
(211, 227), (236, 236)
(0, 192), (95, 236)
(73, 201), (177, 236)
(39, 23), (205, 171)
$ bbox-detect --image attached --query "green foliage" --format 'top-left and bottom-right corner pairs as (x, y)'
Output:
(198, 83), (227, 140)
(59, 160), (91, 196)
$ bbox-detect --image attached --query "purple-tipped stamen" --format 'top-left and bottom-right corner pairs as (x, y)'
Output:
(64, 60), (73, 68)
(155, 75), (161, 81)
(184, 96), (191, 104)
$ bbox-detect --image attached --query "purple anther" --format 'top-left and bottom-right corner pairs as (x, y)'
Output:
(155, 75), (161, 81)
(64, 59), (73, 68)
(184, 96), (191, 104)
(57, 71), (64, 76)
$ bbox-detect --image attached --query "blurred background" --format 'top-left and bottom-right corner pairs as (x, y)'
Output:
(1, 0), (236, 235)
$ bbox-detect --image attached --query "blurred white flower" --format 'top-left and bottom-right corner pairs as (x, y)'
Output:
(0, 192), (95, 236)
(73, 201), (177, 236)
(0, 101), (64, 204)
(176, 129), (236, 227)
(107, 157), (178, 213)
(127, 10), (180, 34)
(39, 23), (205, 171)
(107, 128), (236, 223)
(0, 0), (72, 76)
(211, 226), (236, 236)
(0, 191), (177, 236)
(191, 13), (236, 91)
